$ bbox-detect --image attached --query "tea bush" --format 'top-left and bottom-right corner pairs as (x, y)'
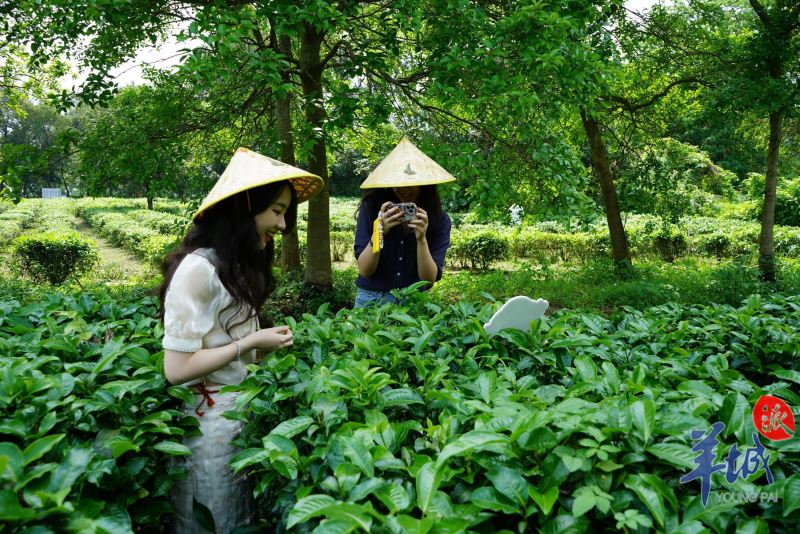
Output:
(233, 287), (800, 532)
(2, 285), (800, 532)
(12, 231), (99, 285)
(449, 229), (510, 269)
(0, 289), (196, 532)
(75, 208), (180, 265)
(509, 229), (597, 263)
(0, 201), (41, 245)
(653, 230), (688, 263)
(331, 230), (354, 262)
(273, 232), (308, 263)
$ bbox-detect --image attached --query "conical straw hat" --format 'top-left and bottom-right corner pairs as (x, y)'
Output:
(194, 147), (323, 221)
(360, 137), (456, 189)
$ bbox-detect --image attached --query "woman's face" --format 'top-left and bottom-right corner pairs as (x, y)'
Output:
(392, 186), (421, 203)
(253, 185), (292, 249)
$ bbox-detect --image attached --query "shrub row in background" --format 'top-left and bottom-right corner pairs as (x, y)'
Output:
(75, 204), (180, 265)
(127, 209), (190, 236)
(298, 197), (359, 232)
(70, 196), (357, 265)
(278, 216), (800, 271)
(2, 199), (100, 285)
(449, 216), (800, 269)
(0, 201), (41, 246)
(12, 232), (99, 285)
(450, 229), (510, 269)
(7, 198), (800, 272)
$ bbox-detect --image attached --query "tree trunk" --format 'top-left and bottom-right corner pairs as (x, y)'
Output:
(758, 110), (782, 282)
(580, 109), (631, 268)
(299, 23), (331, 289)
(276, 33), (302, 272)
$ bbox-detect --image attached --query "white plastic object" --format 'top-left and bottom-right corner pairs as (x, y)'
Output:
(483, 296), (549, 337)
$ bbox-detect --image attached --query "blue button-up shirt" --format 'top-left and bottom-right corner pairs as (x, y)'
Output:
(354, 200), (452, 292)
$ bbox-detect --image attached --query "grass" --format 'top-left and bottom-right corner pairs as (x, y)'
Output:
(430, 255), (800, 314)
(74, 221), (156, 284)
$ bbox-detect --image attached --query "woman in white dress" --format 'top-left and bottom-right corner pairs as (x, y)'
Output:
(158, 148), (322, 533)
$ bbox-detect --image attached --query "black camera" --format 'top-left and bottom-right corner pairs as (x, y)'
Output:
(393, 202), (417, 221)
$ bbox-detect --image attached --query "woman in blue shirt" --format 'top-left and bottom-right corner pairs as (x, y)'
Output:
(353, 137), (455, 307)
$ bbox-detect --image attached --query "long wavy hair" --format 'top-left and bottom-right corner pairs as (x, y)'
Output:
(356, 185), (445, 236)
(159, 180), (297, 332)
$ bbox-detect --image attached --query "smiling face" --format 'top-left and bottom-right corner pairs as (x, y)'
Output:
(392, 186), (421, 203)
(253, 185), (292, 249)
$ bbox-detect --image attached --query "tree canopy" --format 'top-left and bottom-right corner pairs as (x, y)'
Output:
(1, 0), (799, 281)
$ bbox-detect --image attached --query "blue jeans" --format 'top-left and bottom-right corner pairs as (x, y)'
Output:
(354, 287), (398, 308)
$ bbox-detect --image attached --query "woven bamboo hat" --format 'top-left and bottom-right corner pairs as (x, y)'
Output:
(360, 137), (456, 189)
(194, 147), (323, 221)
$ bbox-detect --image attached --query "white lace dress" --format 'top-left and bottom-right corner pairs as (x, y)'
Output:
(162, 248), (258, 533)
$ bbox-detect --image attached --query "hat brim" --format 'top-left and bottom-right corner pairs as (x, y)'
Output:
(194, 174), (323, 221)
(193, 147), (323, 221)
(360, 137), (456, 189)
(360, 177), (455, 189)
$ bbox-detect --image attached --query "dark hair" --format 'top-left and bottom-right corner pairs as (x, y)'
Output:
(356, 185), (445, 236)
(159, 180), (297, 332)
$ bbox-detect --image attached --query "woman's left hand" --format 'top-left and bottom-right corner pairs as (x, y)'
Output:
(408, 207), (428, 242)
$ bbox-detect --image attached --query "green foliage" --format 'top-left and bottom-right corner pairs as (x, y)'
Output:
(75, 200), (181, 265)
(264, 267), (357, 324)
(449, 228), (509, 270)
(234, 287), (800, 531)
(432, 256), (800, 312)
(0, 288), (193, 531)
(746, 173), (766, 199)
(76, 84), (196, 202)
(617, 138), (733, 228)
(746, 175), (800, 227)
(0, 201), (41, 244)
(12, 232), (99, 285)
(330, 230), (353, 262)
(0, 101), (78, 201)
(509, 229), (598, 264)
(652, 228), (688, 263)
(449, 213), (800, 269)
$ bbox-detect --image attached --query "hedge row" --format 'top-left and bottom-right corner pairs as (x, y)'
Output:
(0, 201), (41, 246)
(0, 200), (100, 285)
(447, 217), (800, 269)
(75, 208), (178, 265)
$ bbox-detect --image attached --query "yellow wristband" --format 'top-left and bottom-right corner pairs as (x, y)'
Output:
(372, 218), (383, 253)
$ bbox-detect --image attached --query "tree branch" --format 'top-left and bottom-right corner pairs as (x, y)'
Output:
(601, 76), (705, 113)
(321, 39), (345, 68)
(748, 0), (771, 28)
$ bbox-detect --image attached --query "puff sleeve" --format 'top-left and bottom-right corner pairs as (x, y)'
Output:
(162, 254), (219, 352)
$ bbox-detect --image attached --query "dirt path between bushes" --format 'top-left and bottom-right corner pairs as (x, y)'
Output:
(75, 221), (152, 279)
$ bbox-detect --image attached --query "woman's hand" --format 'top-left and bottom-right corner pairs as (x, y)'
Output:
(409, 207), (428, 242)
(379, 201), (404, 234)
(245, 326), (293, 353)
